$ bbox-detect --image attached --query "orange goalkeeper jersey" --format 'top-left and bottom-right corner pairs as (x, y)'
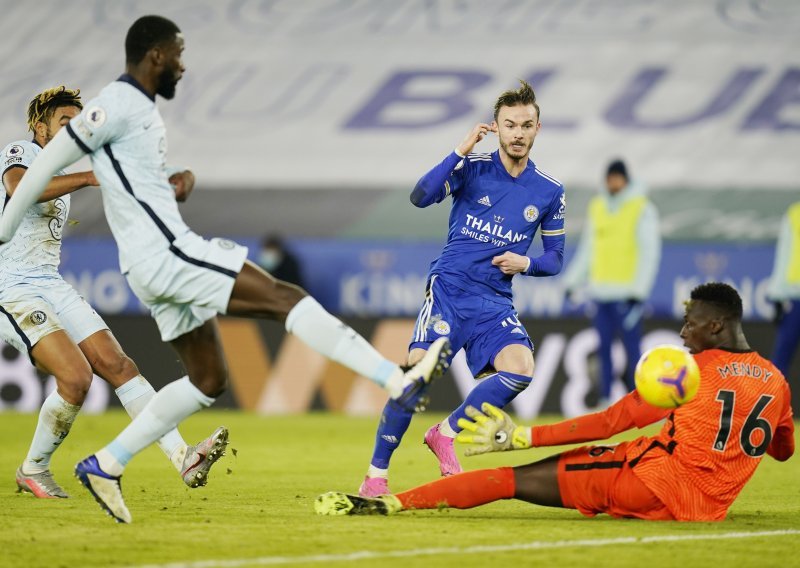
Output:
(532, 348), (795, 521)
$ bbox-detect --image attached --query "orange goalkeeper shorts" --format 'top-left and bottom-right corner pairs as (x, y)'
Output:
(557, 442), (674, 521)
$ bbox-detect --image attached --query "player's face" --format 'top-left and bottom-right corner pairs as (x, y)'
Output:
(680, 301), (720, 354)
(495, 104), (540, 161)
(40, 105), (81, 145)
(156, 34), (185, 100)
(606, 172), (627, 195)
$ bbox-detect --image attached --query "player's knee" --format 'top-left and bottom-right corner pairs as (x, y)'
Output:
(56, 361), (94, 403)
(192, 365), (228, 398)
(281, 282), (308, 311)
(92, 352), (139, 385)
(502, 359), (535, 379)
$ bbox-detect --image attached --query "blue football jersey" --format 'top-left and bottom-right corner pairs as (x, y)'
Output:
(428, 150), (565, 302)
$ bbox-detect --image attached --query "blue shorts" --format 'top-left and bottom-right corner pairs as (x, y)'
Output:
(410, 274), (533, 376)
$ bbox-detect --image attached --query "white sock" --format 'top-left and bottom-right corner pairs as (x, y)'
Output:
(439, 419), (458, 439)
(98, 376), (214, 476)
(367, 465), (389, 479)
(285, 297), (400, 391)
(115, 375), (189, 471)
(23, 391), (81, 474)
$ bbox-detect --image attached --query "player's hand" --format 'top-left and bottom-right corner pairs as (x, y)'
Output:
(456, 123), (497, 156)
(456, 403), (532, 456)
(83, 171), (99, 187)
(170, 170), (196, 202)
(492, 251), (530, 275)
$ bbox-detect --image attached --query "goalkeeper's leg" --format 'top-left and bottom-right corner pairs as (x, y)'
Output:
(395, 456), (560, 511)
(317, 460), (560, 516)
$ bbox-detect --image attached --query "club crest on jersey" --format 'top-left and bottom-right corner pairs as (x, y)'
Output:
(432, 320), (451, 336)
(29, 311), (47, 326)
(5, 144), (23, 158)
(216, 239), (236, 250)
(85, 106), (106, 128)
(524, 205), (539, 222)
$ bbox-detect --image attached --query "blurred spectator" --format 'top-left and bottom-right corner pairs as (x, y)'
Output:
(767, 201), (800, 378)
(562, 159), (661, 406)
(256, 234), (305, 288)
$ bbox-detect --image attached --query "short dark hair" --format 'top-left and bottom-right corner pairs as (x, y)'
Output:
(125, 15), (181, 64)
(690, 282), (743, 321)
(607, 159), (628, 181)
(494, 80), (541, 122)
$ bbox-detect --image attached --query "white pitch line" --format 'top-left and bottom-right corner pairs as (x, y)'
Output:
(128, 529), (800, 568)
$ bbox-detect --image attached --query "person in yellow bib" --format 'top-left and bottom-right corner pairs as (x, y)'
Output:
(562, 160), (661, 407)
(767, 201), (800, 377)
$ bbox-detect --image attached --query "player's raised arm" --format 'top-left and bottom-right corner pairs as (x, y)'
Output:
(0, 130), (85, 243)
(409, 123), (493, 208)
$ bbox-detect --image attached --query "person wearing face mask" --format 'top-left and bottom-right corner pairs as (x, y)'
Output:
(257, 234), (305, 288)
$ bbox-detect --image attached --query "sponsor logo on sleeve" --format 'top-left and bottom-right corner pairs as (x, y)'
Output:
(553, 193), (566, 220)
(74, 119), (93, 139)
(5, 145), (24, 158)
(85, 106), (106, 128)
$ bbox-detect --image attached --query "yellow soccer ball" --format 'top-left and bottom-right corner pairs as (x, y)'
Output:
(634, 345), (701, 408)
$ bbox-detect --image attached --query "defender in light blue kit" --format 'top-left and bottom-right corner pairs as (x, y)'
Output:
(0, 16), (450, 523)
(361, 81), (566, 496)
(1, 87), (225, 499)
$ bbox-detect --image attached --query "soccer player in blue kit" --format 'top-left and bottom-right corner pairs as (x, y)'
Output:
(360, 81), (566, 496)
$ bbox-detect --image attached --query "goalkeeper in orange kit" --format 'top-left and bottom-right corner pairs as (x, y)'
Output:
(317, 283), (795, 521)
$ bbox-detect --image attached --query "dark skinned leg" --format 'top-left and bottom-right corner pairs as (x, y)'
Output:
(169, 318), (229, 398)
(512, 454), (564, 508)
(226, 260), (306, 321)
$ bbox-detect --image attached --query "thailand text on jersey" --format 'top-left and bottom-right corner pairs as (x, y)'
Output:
(0, 140), (68, 283)
(430, 151), (565, 302)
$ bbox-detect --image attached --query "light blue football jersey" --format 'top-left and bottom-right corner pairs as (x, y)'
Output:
(66, 75), (195, 273)
(0, 140), (68, 283)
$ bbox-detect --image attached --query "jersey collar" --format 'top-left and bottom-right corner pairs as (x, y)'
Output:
(117, 74), (155, 102)
(492, 150), (533, 182)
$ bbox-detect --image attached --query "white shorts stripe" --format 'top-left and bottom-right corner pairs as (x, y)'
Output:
(414, 275), (437, 342)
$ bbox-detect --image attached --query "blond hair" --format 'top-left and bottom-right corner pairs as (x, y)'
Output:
(27, 86), (83, 132)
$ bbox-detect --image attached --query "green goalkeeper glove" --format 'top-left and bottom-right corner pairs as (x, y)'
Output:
(455, 403), (532, 456)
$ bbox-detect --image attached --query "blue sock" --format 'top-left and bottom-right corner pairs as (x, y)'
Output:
(369, 401), (414, 470)
(446, 372), (532, 432)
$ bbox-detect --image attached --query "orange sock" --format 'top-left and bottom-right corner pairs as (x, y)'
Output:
(396, 467), (515, 510)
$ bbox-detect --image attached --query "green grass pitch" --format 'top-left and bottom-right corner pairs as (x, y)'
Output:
(1, 410), (798, 567)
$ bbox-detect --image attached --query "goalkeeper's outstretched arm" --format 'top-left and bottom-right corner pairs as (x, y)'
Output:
(457, 392), (670, 455)
(0, 129), (86, 243)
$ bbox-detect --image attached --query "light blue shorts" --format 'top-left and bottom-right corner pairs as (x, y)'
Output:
(125, 236), (248, 342)
(0, 277), (107, 360)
